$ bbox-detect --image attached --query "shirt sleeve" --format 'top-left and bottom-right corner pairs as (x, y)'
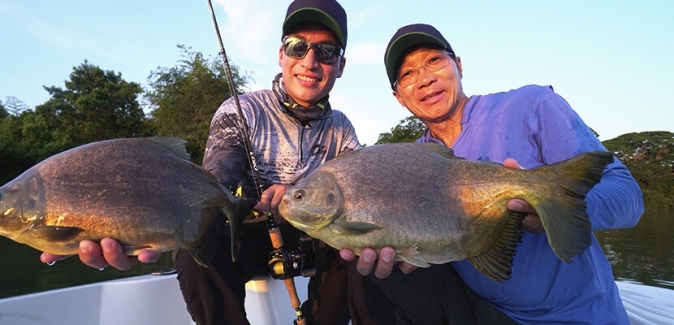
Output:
(338, 115), (362, 154)
(533, 87), (644, 231)
(202, 99), (249, 194)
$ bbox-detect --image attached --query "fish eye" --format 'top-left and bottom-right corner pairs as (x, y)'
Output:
(326, 193), (335, 207)
(293, 189), (306, 200)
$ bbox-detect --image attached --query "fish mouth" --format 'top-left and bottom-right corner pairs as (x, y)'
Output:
(284, 218), (317, 232)
(278, 201), (328, 232)
(283, 203), (340, 232)
(287, 212), (335, 232)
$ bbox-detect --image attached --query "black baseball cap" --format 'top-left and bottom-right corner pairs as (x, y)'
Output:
(384, 23), (454, 87)
(282, 0), (348, 49)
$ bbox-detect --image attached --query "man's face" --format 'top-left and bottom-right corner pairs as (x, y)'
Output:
(279, 23), (345, 107)
(392, 47), (464, 124)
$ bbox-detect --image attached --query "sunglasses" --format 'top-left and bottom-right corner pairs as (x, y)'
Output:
(282, 36), (344, 65)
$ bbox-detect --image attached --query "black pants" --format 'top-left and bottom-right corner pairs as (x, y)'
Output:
(364, 263), (517, 325)
(174, 222), (354, 325)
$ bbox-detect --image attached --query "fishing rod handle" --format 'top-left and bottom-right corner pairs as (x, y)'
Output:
(269, 226), (285, 249)
(284, 278), (304, 313)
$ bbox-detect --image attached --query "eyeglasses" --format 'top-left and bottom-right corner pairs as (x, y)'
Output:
(395, 52), (453, 88)
(282, 36), (344, 65)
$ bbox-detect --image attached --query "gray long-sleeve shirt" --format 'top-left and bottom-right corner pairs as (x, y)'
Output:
(203, 89), (361, 198)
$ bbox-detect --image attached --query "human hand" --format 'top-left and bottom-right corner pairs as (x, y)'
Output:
(503, 158), (544, 233)
(40, 238), (161, 271)
(254, 184), (289, 224)
(340, 247), (417, 278)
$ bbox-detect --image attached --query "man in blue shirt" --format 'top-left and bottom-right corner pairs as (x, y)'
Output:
(341, 23), (644, 324)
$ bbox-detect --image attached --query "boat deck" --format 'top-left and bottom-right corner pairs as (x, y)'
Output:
(0, 274), (672, 324)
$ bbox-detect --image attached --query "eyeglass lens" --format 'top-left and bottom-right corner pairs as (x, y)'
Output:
(396, 54), (451, 88)
(283, 37), (342, 65)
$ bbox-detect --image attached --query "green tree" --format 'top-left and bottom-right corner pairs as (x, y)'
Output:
(376, 115), (426, 144)
(0, 110), (34, 183)
(145, 45), (249, 164)
(603, 131), (674, 211)
(48, 61), (145, 140)
(15, 61), (145, 163)
(0, 100), (7, 119)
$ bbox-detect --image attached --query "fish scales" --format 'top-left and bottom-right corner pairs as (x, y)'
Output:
(0, 137), (256, 267)
(279, 142), (614, 282)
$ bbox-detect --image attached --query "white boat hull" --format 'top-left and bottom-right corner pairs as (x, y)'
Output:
(0, 273), (307, 325)
(0, 274), (672, 324)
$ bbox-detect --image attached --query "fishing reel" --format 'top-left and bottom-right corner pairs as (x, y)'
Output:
(268, 235), (316, 279)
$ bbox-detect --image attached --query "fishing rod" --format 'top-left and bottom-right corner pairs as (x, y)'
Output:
(205, 1), (307, 324)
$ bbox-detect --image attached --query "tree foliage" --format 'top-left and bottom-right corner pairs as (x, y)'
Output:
(0, 100), (7, 119)
(1, 45), (250, 186)
(0, 61), (145, 183)
(145, 45), (249, 164)
(0, 109), (32, 183)
(22, 61), (145, 159)
(375, 115), (426, 144)
(603, 131), (674, 211)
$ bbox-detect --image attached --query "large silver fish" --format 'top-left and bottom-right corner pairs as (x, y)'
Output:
(0, 137), (256, 266)
(278, 143), (614, 282)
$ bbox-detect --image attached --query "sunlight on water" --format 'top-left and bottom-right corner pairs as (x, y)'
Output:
(596, 211), (674, 290)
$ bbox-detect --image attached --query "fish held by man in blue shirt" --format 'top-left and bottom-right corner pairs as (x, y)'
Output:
(0, 137), (257, 267)
(278, 142), (614, 283)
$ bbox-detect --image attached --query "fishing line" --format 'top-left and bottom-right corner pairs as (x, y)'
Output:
(205, 1), (306, 324)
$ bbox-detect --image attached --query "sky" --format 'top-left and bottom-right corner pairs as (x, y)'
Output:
(1, 0), (672, 145)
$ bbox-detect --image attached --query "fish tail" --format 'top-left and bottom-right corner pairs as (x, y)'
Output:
(228, 197), (257, 262)
(186, 197), (256, 267)
(532, 151), (614, 262)
(185, 215), (222, 267)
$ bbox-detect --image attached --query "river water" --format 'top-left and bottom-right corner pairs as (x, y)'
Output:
(0, 211), (672, 299)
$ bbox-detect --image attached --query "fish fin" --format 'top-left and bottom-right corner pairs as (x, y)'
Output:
(398, 245), (430, 268)
(29, 226), (84, 242)
(185, 213), (225, 267)
(144, 137), (191, 161)
(418, 143), (461, 159)
(185, 197), (256, 267)
(468, 212), (524, 283)
(534, 151), (614, 262)
(227, 197), (258, 262)
(185, 246), (211, 268)
(330, 221), (381, 235)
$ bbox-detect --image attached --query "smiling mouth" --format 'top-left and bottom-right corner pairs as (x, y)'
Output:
(297, 75), (320, 83)
(421, 91), (443, 102)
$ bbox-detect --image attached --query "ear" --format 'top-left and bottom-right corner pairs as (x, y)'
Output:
(455, 56), (463, 78)
(392, 90), (406, 107)
(336, 56), (346, 78)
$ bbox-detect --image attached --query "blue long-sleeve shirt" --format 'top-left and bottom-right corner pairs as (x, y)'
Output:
(418, 85), (644, 324)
